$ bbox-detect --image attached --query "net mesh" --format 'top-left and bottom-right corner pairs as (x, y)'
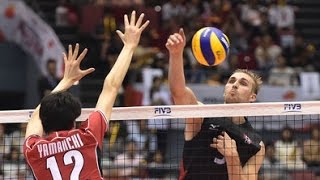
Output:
(1, 107), (320, 179)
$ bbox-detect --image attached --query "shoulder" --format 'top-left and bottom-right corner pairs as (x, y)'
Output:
(84, 110), (108, 124)
(24, 135), (45, 150)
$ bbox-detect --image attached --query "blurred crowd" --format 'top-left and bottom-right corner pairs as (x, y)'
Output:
(54, 0), (318, 87)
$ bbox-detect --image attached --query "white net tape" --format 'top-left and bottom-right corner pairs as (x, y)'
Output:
(0, 101), (319, 123)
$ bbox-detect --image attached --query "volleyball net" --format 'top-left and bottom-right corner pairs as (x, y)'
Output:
(0, 101), (320, 179)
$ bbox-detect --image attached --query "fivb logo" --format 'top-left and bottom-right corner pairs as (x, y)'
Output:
(284, 103), (302, 112)
(154, 107), (172, 117)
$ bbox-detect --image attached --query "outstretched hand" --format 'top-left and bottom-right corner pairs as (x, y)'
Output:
(62, 43), (95, 84)
(166, 28), (186, 54)
(116, 11), (150, 48)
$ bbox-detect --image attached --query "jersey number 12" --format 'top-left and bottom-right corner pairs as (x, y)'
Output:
(46, 150), (84, 180)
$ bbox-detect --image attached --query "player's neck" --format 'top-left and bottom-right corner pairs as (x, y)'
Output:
(231, 116), (246, 124)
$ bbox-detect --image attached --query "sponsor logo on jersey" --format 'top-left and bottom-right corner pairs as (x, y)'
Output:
(214, 157), (226, 164)
(209, 124), (220, 130)
(243, 134), (252, 144)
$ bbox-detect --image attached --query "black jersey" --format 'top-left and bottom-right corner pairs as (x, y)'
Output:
(179, 117), (262, 180)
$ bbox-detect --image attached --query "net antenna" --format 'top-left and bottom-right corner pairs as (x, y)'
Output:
(0, 101), (319, 123)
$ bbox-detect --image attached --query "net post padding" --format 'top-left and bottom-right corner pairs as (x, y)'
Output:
(0, 101), (319, 123)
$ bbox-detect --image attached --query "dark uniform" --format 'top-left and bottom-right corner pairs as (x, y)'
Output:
(179, 117), (262, 180)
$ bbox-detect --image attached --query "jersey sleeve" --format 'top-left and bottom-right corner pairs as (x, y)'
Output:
(80, 111), (108, 147)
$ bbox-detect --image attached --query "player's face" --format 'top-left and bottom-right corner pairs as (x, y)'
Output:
(224, 72), (257, 103)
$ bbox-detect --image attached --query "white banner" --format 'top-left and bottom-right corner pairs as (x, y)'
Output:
(0, 0), (64, 77)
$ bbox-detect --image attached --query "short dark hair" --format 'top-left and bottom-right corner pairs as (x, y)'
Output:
(40, 91), (81, 133)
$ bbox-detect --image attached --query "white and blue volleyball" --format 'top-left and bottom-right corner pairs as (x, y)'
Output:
(191, 27), (230, 66)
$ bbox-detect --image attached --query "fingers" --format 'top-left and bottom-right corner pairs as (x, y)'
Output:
(124, 14), (129, 27)
(176, 33), (184, 43)
(166, 39), (174, 46)
(167, 34), (182, 45)
(125, 11), (149, 29)
(76, 48), (88, 63)
(68, 44), (73, 61)
(217, 135), (224, 140)
(130, 11), (136, 26)
(140, 20), (150, 31)
(222, 131), (231, 139)
(135, 13), (144, 27)
(211, 138), (223, 149)
(166, 29), (185, 50)
(82, 68), (95, 76)
(72, 43), (79, 60)
(116, 30), (124, 41)
(210, 143), (217, 148)
(179, 28), (186, 41)
(63, 53), (67, 63)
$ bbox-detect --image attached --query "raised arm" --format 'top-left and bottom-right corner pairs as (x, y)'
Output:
(95, 11), (149, 123)
(166, 28), (203, 140)
(25, 44), (95, 139)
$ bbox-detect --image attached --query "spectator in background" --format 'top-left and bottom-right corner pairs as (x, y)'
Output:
(95, 6), (117, 40)
(149, 150), (164, 165)
(38, 59), (60, 99)
(240, 0), (262, 25)
(221, 12), (246, 53)
(268, 55), (298, 86)
(147, 150), (167, 179)
(114, 140), (146, 177)
(274, 126), (306, 170)
(133, 35), (160, 68)
(254, 33), (282, 72)
(0, 124), (9, 162)
(202, 0), (232, 28)
(268, 0), (295, 31)
(103, 120), (127, 160)
(274, 0), (296, 49)
(3, 146), (27, 179)
(55, 0), (79, 27)
(55, 0), (69, 26)
(303, 125), (320, 168)
(162, 0), (186, 22)
(184, 0), (203, 21)
(260, 142), (285, 180)
(149, 76), (171, 106)
(207, 73), (223, 86)
(127, 119), (157, 156)
(1, 123), (27, 161)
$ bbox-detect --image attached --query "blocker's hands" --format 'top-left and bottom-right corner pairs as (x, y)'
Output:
(62, 43), (95, 84)
(116, 11), (149, 49)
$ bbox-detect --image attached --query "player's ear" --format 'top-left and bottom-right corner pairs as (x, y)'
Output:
(249, 93), (257, 103)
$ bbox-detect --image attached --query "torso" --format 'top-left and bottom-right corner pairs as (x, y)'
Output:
(180, 117), (262, 180)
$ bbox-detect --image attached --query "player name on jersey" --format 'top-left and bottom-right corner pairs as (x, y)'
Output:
(37, 133), (84, 158)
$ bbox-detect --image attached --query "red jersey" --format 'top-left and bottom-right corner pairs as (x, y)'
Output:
(23, 111), (108, 180)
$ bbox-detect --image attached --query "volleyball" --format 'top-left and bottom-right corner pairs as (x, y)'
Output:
(191, 27), (230, 66)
